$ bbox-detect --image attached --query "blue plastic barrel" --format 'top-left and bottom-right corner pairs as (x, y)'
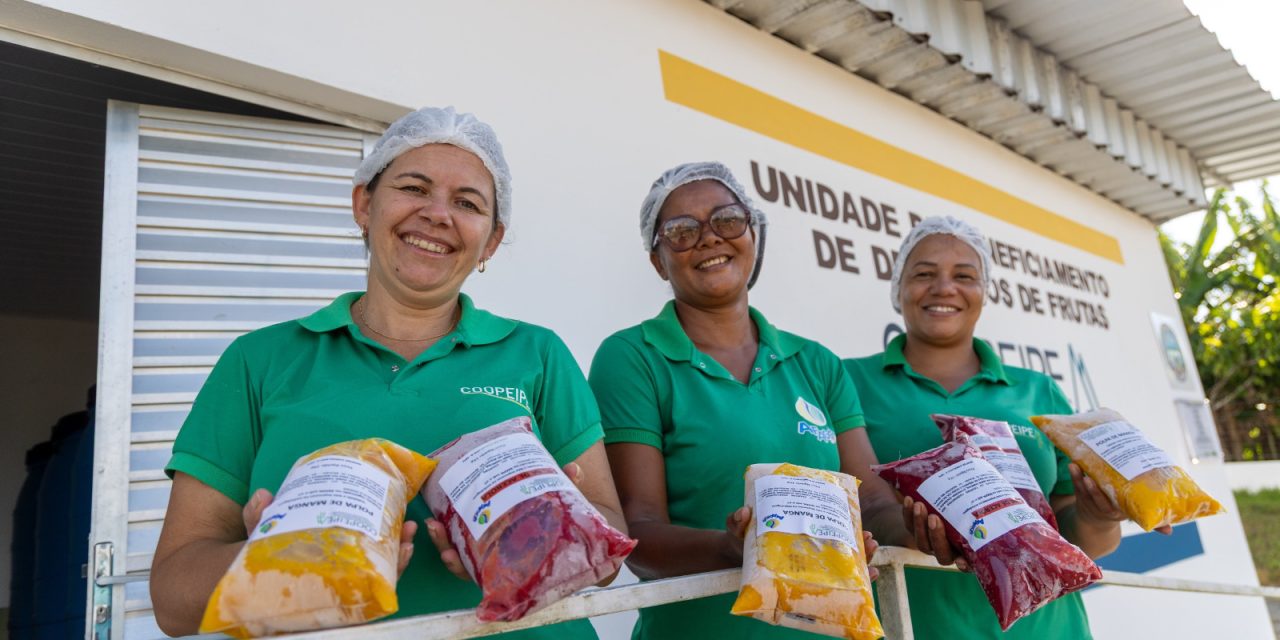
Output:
(8, 441), (55, 640)
(29, 411), (88, 639)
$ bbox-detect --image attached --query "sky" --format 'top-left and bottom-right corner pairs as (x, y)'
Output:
(1160, 0), (1280, 244)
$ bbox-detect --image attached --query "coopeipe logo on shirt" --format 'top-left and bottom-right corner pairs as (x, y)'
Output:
(460, 385), (531, 412)
(795, 397), (836, 443)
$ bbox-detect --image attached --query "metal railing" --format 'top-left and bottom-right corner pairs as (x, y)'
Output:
(277, 546), (1280, 640)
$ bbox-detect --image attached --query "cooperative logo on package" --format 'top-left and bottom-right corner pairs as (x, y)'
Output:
(809, 523), (851, 544)
(473, 500), (493, 525)
(1006, 509), (1037, 525)
(763, 513), (785, 529)
(257, 513), (285, 535)
(316, 511), (376, 533)
(968, 518), (988, 540)
(519, 476), (566, 495)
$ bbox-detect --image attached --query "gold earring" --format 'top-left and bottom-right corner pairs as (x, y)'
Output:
(478, 259), (488, 273)
(360, 226), (368, 239)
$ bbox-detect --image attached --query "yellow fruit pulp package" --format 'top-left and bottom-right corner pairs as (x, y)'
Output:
(731, 463), (882, 640)
(1032, 408), (1222, 531)
(200, 439), (436, 637)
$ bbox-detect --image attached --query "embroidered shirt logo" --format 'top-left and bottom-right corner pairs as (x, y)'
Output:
(460, 385), (531, 412)
(798, 421), (837, 444)
(795, 397), (828, 427)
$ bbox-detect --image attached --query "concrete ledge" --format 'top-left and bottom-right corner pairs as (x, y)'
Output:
(1226, 460), (1280, 493)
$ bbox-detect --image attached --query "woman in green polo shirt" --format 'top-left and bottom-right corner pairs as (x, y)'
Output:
(588, 162), (899, 639)
(149, 107), (625, 638)
(844, 215), (1135, 639)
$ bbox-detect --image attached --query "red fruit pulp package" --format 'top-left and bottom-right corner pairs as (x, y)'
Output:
(873, 442), (1100, 630)
(933, 414), (1058, 530)
(424, 417), (636, 621)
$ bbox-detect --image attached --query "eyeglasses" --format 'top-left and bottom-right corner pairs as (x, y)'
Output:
(652, 203), (752, 252)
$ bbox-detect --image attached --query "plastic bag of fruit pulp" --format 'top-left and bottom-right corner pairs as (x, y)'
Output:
(423, 416), (636, 622)
(200, 439), (436, 637)
(933, 414), (1058, 529)
(729, 463), (883, 640)
(873, 442), (1100, 630)
(1031, 408), (1222, 531)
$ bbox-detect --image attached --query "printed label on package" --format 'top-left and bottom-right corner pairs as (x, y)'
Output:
(439, 432), (574, 540)
(754, 474), (857, 547)
(250, 455), (393, 541)
(965, 434), (1042, 493)
(1078, 420), (1175, 481)
(916, 458), (1045, 551)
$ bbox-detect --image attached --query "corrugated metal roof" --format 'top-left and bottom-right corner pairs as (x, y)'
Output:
(709, 0), (1280, 222)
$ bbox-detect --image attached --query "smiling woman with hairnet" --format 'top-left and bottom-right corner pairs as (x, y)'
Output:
(149, 107), (626, 638)
(588, 162), (900, 639)
(844, 215), (1139, 639)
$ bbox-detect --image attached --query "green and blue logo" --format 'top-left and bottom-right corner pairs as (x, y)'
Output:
(798, 421), (837, 444)
(763, 513), (785, 529)
(968, 518), (988, 540)
(795, 397), (828, 427)
(473, 500), (493, 525)
(258, 513), (285, 535)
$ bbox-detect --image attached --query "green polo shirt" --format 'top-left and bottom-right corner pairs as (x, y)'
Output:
(844, 334), (1089, 640)
(166, 292), (603, 639)
(589, 302), (865, 640)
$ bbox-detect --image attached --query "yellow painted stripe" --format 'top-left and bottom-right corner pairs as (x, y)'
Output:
(658, 50), (1125, 264)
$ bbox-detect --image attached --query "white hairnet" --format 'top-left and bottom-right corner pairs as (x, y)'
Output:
(354, 106), (512, 226)
(640, 161), (769, 287)
(889, 215), (991, 313)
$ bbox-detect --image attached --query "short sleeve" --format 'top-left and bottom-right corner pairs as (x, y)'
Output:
(815, 345), (865, 433)
(165, 338), (261, 505)
(533, 331), (605, 466)
(1043, 377), (1077, 497)
(588, 335), (664, 450)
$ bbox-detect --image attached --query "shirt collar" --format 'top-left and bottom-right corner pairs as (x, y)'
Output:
(881, 334), (1012, 385)
(297, 291), (517, 347)
(639, 301), (803, 362)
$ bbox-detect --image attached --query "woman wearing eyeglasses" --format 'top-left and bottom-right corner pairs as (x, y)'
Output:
(588, 162), (900, 639)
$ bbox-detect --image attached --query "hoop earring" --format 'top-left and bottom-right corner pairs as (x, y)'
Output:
(478, 259), (488, 273)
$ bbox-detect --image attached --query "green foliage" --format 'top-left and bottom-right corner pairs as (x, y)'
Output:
(1160, 183), (1280, 460)
(1234, 489), (1280, 585)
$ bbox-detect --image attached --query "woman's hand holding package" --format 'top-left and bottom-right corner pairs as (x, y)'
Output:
(1057, 464), (1171, 558)
(724, 505), (751, 562)
(424, 456), (628, 586)
(245, 488), (419, 578)
(901, 496), (970, 572)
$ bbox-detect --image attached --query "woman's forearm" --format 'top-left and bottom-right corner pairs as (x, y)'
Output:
(623, 520), (743, 580)
(150, 539), (244, 637)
